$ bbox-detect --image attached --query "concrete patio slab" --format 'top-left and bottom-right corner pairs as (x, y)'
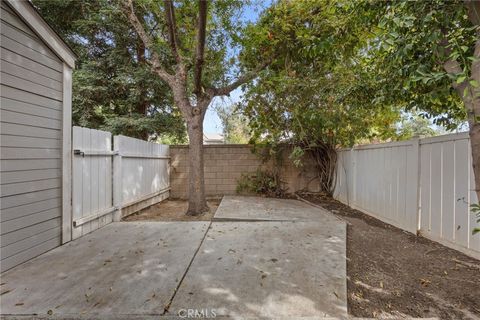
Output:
(213, 195), (341, 223)
(0, 221), (209, 317)
(169, 219), (347, 319)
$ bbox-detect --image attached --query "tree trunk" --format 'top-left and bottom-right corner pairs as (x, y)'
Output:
(186, 114), (208, 215)
(443, 30), (480, 202)
(464, 35), (480, 202)
(469, 122), (480, 201)
(136, 41), (151, 140)
(463, 0), (480, 204)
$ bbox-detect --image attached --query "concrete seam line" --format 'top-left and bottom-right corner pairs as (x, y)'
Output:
(162, 220), (213, 315)
(212, 217), (295, 222)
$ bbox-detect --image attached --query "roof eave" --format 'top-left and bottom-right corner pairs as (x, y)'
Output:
(5, 0), (77, 69)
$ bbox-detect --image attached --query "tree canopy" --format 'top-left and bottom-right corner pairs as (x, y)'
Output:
(237, 0), (478, 194)
(240, 0), (473, 150)
(32, 0), (480, 208)
(33, 0), (186, 140)
(240, 0), (400, 151)
(369, 0), (475, 129)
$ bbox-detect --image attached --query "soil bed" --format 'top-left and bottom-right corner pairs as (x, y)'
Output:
(300, 193), (480, 319)
(123, 199), (220, 222)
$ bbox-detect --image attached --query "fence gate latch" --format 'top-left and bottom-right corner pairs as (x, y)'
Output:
(73, 149), (85, 157)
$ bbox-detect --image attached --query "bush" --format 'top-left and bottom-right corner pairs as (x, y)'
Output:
(236, 169), (286, 197)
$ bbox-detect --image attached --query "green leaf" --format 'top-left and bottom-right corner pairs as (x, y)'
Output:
(456, 75), (466, 84)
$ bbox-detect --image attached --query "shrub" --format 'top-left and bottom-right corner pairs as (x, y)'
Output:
(236, 169), (286, 197)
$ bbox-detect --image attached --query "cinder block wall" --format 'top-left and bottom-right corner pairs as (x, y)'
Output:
(170, 144), (320, 199)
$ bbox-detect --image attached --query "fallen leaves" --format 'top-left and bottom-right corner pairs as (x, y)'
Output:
(419, 278), (431, 287)
(1, 289), (12, 296)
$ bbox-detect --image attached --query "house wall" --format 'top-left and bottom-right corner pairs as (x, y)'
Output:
(0, 2), (64, 272)
(170, 144), (320, 199)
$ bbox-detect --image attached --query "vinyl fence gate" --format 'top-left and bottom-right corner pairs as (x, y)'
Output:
(71, 127), (170, 240)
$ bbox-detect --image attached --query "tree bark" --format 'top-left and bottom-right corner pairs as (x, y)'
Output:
(444, 50), (480, 200)
(123, 0), (271, 215)
(186, 113), (208, 215)
(136, 40), (150, 140)
(442, 1), (480, 201)
(469, 36), (480, 202)
(470, 122), (480, 201)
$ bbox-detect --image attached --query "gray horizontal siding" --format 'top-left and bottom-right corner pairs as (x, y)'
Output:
(1, 168), (61, 184)
(0, 147), (61, 160)
(0, 2), (35, 38)
(1, 236), (61, 272)
(0, 135), (61, 149)
(1, 109), (62, 129)
(1, 97), (62, 119)
(1, 159), (62, 172)
(0, 178), (61, 197)
(1, 17), (59, 61)
(1, 122), (61, 139)
(1, 85), (62, 109)
(2, 59), (62, 91)
(0, 217), (60, 247)
(1, 188), (60, 210)
(1, 226), (61, 259)
(1, 47), (63, 82)
(0, 36), (62, 72)
(1, 197), (61, 222)
(1, 207), (61, 234)
(0, 5), (63, 272)
(1, 72), (63, 101)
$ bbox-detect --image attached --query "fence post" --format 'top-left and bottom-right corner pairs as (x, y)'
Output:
(351, 147), (357, 210)
(413, 137), (421, 233)
(113, 135), (122, 221)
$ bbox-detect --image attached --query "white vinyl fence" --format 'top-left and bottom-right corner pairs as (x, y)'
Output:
(334, 132), (480, 258)
(71, 127), (170, 239)
(114, 135), (170, 218)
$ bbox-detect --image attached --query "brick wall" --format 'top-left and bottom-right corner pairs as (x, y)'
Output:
(170, 144), (320, 199)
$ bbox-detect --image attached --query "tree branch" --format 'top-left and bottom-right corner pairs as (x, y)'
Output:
(193, 0), (208, 95)
(123, 0), (173, 85)
(211, 60), (271, 97)
(164, 0), (182, 64)
(465, 0), (480, 27)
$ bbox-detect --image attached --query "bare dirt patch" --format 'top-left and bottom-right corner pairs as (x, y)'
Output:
(123, 198), (221, 222)
(300, 193), (480, 320)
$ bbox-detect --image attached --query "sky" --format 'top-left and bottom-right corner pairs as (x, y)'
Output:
(203, 1), (272, 134)
(204, 89), (243, 133)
